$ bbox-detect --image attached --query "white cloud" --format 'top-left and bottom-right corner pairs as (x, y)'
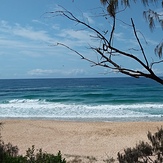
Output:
(28, 68), (86, 77)
(28, 69), (55, 75)
(0, 20), (54, 42)
(0, 20), (97, 54)
(0, 20), (61, 57)
(12, 26), (52, 42)
(0, 36), (54, 55)
(52, 24), (60, 30)
(32, 19), (47, 26)
(57, 28), (100, 48)
(83, 12), (94, 24)
(58, 29), (91, 41)
(114, 32), (126, 41)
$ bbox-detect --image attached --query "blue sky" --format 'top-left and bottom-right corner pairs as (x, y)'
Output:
(0, 0), (162, 79)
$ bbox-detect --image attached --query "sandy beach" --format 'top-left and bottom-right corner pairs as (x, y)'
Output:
(0, 119), (163, 162)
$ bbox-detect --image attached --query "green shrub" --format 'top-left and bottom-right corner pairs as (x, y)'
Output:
(25, 145), (66, 163)
(0, 143), (66, 163)
(0, 122), (66, 163)
(117, 127), (163, 163)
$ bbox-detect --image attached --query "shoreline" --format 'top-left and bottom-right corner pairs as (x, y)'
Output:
(1, 119), (163, 162)
(0, 116), (163, 122)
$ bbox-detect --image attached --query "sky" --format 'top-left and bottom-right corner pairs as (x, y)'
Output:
(0, 0), (162, 79)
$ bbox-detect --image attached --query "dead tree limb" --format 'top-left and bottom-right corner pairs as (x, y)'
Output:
(51, 7), (163, 84)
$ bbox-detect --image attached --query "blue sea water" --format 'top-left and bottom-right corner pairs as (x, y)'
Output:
(0, 77), (163, 121)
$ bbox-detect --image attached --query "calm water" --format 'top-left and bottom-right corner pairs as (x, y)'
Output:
(0, 77), (163, 121)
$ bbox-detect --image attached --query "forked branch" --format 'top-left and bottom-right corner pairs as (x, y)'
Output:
(53, 7), (163, 84)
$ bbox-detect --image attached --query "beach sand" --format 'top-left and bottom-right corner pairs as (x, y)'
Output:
(0, 119), (163, 162)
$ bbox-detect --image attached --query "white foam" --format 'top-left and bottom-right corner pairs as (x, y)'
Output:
(0, 99), (163, 119)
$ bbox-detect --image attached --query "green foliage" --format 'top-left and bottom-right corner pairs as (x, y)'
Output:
(147, 128), (163, 162)
(0, 141), (23, 163)
(0, 122), (66, 163)
(25, 145), (66, 163)
(100, 0), (161, 17)
(0, 141), (66, 163)
(117, 127), (163, 163)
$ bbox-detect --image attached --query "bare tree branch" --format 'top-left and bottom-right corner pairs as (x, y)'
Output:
(131, 18), (149, 67)
(151, 59), (163, 67)
(51, 5), (163, 84)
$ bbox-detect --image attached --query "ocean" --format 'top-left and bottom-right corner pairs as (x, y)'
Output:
(0, 77), (163, 122)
